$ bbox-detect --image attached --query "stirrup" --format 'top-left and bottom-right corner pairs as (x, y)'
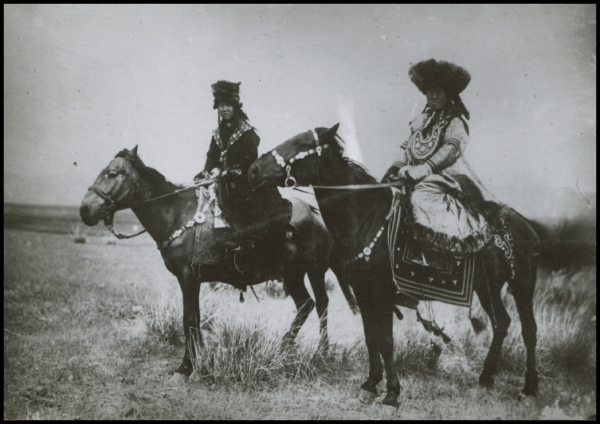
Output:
(225, 240), (240, 251)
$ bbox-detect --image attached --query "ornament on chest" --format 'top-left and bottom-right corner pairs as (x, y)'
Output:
(409, 125), (442, 161)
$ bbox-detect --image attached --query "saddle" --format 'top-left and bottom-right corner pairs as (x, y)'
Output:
(388, 184), (517, 306)
(191, 190), (329, 287)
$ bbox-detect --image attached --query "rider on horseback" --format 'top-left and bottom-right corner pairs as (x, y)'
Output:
(194, 80), (288, 276)
(382, 59), (494, 256)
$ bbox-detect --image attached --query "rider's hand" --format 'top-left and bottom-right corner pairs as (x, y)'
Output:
(209, 168), (221, 179)
(397, 165), (412, 180)
(193, 171), (208, 181)
(406, 164), (432, 182)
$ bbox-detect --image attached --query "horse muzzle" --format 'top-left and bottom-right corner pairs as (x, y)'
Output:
(248, 158), (284, 190)
(79, 203), (102, 226)
(80, 189), (112, 226)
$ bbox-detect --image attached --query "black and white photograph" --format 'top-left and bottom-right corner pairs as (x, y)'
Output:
(4, 4), (596, 420)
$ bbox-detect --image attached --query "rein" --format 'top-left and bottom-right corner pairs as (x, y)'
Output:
(309, 181), (409, 190)
(88, 171), (236, 241)
(269, 128), (412, 191)
(269, 128), (408, 263)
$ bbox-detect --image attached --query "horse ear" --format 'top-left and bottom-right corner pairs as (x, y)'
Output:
(325, 123), (340, 140)
(131, 145), (138, 156)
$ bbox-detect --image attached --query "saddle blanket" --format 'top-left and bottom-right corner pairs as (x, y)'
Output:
(387, 189), (475, 307)
(191, 185), (330, 269)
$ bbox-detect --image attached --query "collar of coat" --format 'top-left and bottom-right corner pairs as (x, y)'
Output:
(213, 120), (253, 150)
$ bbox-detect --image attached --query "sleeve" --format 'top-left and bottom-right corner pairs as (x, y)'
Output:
(225, 129), (259, 179)
(380, 140), (410, 182)
(203, 136), (221, 173)
(441, 117), (468, 156)
(425, 118), (468, 173)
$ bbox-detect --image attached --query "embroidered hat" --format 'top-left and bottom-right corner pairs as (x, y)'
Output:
(408, 59), (471, 97)
(211, 80), (243, 109)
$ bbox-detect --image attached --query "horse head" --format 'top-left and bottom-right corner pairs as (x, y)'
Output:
(80, 145), (141, 226)
(248, 124), (342, 190)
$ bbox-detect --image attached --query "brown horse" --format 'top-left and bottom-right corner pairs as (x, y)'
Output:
(79, 146), (359, 380)
(248, 125), (541, 407)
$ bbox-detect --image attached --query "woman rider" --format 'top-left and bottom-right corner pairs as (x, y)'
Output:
(195, 80), (288, 271)
(382, 59), (493, 256)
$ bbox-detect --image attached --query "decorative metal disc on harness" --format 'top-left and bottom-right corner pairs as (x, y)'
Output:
(270, 129), (329, 188)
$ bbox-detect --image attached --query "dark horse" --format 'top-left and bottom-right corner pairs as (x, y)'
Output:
(248, 125), (541, 407)
(80, 146), (359, 380)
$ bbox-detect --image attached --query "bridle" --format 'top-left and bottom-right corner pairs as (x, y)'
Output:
(87, 183), (148, 239)
(87, 185), (125, 214)
(269, 129), (330, 188)
(266, 128), (406, 264)
(87, 155), (239, 243)
(86, 164), (146, 239)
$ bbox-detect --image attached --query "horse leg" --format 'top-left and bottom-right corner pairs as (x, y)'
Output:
(174, 266), (201, 377)
(353, 283), (383, 399)
(377, 305), (400, 408)
(475, 256), (511, 388)
(330, 258), (360, 315)
(507, 254), (539, 397)
(281, 265), (315, 349)
(307, 266), (330, 354)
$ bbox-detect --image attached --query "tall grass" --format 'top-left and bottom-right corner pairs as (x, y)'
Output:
(142, 264), (596, 393)
(143, 295), (183, 345)
(188, 289), (358, 391)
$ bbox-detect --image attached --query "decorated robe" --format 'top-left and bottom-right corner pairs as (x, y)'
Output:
(202, 119), (287, 245)
(382, 108), (494, 256)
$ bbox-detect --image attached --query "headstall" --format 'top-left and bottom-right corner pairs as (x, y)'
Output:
(270, 129), (329, 188)
(86, 185), (147, 239)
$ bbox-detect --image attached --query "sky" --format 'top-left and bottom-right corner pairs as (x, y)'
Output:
(4, 4), (596, 219)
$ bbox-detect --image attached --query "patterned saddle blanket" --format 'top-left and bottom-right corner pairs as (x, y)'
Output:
(387, 189), (515, 307)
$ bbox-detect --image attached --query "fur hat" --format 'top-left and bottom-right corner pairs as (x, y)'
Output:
(408, 59), (471, 96)
(211, 80), (242, 109)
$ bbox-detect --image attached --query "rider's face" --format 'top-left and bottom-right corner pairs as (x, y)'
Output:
(426, 87), (447, 110)
(218, 102), (235, 121)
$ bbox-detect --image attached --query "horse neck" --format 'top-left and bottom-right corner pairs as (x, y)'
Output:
(130, 178), (196, 243)
(313, 158), (393, 260)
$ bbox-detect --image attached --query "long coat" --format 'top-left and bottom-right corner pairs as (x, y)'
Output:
(203, 119), (287, 241)
(382, 107), (493, 255)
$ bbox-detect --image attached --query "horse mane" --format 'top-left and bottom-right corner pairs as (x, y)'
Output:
(342, 158), (378, 184)
(115, 149), (182, 188)
(314, 127), (378, 185)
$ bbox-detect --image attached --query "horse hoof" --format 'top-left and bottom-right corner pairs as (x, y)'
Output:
(169, 372), (188, 386)
(517, 393), (536, 406)
(478, 375), (494, 389)
(359, 389), (377, 405)
(380, 404), (398, 418)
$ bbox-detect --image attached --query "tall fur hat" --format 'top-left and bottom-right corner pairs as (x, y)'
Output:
(408, 59), (471, 96)
(211, 80), (242, 109)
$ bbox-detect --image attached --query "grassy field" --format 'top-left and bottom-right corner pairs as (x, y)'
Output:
(3, 208), (596, 420)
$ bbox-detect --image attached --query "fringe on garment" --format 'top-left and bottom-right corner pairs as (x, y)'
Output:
(410, 221), (495, 257)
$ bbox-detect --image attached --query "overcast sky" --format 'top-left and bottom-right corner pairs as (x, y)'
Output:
(4, 4), (596, 219)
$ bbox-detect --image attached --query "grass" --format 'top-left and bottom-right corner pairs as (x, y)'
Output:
(3, 224), (597, 420)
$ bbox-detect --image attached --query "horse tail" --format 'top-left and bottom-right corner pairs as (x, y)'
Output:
(526, 213), (596, 274)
